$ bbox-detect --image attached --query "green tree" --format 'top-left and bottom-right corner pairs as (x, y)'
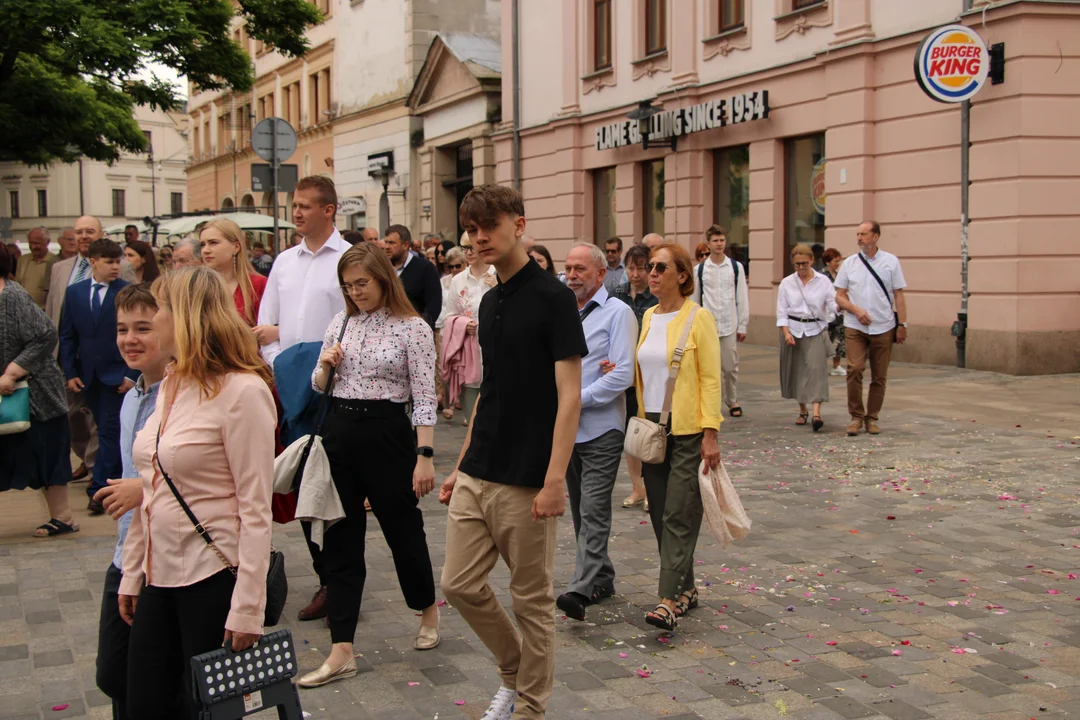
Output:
(0, 0), (323, 166)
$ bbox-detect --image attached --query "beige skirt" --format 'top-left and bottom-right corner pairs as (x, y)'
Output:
(779, 330), (830, 404)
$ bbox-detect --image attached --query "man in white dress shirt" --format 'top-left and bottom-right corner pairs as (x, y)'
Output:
(696, 224), (749, 417)
(255, 175), (348, 366)
(833, 221), (908, 437)
(255, 175), (348, 621)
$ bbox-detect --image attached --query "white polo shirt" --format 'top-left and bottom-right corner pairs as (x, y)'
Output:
(833, 249), (907, 336)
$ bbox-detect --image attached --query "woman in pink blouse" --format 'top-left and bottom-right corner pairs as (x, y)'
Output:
(299, 243), (439, 689)
(119, 266), (276, 718)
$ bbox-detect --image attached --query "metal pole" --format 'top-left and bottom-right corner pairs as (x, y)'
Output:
(956, 0), (973, 368)
(511, 0), (522, 191)
(272, 117), (281, 254)
(78, 159), (85, 216)
(150, 149), (157, 218)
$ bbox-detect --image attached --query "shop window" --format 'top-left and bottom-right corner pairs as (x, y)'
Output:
(793, 0), (825, 9)
(112, 189), (125, 218)
(713, 145), (750, 275)
(441, 142), (474, 240)
(36, 189), (47, 218)
(594, 0), (612, 71)
(592, 167), (616, 245)
(9, 191), (18, 219)
(645, 0), (666, 55)
(642, 160), (665, 238)
(784, 134), (826, 276)
(171, 192), (183, 215)
(720, 0), (744, 30)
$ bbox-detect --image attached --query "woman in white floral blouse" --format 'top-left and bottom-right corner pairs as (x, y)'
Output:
(300, 244), (440, 689)
(439, 233), (496, 424)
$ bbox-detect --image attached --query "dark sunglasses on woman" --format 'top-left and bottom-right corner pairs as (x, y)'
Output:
(646, 262), (671, 274)
(447, 263), (463, 270)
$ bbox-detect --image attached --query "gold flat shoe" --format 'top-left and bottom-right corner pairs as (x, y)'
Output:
(415, 624), (440, 650)
(621, 496), (644, 509)
(297, 658), (358, 688)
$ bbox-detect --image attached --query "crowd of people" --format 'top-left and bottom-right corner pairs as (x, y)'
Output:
(0, 172), (908, 719)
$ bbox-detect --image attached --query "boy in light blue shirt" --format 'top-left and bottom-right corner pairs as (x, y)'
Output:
(92, 283), (169, 720)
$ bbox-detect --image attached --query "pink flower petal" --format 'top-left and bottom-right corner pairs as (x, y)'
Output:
(636, 668), (651, 678)
(455, 700), (466, 706)
(52, 706), (69, 712)
(892, 650), (903, 656)
(1048, 590), (1061, 595)
(825, 641), (838, 646)
(619, 652), (628, 658)
(408, 682), (420, 687)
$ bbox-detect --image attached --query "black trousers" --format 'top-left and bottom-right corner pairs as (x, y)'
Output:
(126, 570), (235, 720)
(96, 564), (131, 720)
(321, 399), (436, 644)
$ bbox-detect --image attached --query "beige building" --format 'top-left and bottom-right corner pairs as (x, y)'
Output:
(1, 106), (189, 241)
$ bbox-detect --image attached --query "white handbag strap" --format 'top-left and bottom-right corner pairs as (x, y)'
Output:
(659, 306), (699, 427)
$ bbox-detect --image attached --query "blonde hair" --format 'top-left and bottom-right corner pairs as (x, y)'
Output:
(199, 218), (260, 325)
(152, 266), (273, 398)
(790, 243), (815, 261)
(337, 243), (419, 319)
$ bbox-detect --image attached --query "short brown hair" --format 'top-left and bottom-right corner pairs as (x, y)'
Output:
(652, 242), (696, 297)
(695, 242), (710, 259)
(459, 184), (525, 231)
(89, 238), (123, 260)
(294, 175), (338, 215)
(605, 236), (623, 253)
(822, 247), (842, 264)
(706, 224), (727, 241)
(115, 283), (158, 315)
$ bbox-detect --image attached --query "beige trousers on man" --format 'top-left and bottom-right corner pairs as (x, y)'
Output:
(719, 332), (739, 409)
(441, 472), (557, 719)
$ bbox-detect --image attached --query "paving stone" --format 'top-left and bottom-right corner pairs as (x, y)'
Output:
(818, 697), (879, 718)
(25, 609), (62, 625)
(32, 649), (73, 668)
(700, 683), (764, 706)
(0, 645), (29, 662)
(582, 659), (633, 680)
(418, 664), (466, 685)
(867, 698), (934, 720)
(779, 675), (845, 698)
(971, 664), (1033, 685)
(801, 662), (854, 683)
(955, 675), (1015, 697)
(56, 589), (92, 603)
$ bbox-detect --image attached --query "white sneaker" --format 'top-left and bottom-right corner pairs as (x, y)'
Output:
(830, 367), (847, 376)
(480, 685), (516, 720)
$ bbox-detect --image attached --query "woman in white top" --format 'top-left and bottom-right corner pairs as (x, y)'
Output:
(439, 233), (496, 424)
(300, 244), (440, 689)
(434, 245), (467, 417)
(633, 243), (722, 633)
(776, 243), (837, 432)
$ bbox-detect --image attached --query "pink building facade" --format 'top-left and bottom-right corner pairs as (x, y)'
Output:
(494, 0), (1080, 375)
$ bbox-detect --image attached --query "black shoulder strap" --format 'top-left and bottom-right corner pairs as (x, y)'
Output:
(857, 253), (894, 310)
(313, 315), (352, 435)
(579, 301), (599, 324)
(697, 262), (705, 305)
(733, 259), (740, 310)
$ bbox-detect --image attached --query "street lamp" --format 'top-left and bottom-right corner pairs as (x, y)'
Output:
(627, 99), (676, 151)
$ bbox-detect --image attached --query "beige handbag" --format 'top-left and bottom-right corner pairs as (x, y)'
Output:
(699, 458), (752, 548)
(624, 307), (699, 463)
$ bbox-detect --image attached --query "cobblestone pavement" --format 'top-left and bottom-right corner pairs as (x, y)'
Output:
(1, 349), (1079, 720)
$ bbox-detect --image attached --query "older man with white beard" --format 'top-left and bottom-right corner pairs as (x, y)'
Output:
(555, 242), (638, 622)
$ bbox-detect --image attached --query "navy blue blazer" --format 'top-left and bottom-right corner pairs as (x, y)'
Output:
(58, 279), (137, 387)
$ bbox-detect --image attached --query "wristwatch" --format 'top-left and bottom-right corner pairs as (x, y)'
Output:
(898, 322), (908, 328)
(417, 446), (434, 458)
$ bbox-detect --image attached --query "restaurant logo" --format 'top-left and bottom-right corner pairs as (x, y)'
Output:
(914, 24), (989, 103)
(810, 160), (827, 215)
(595, 91), (769, 151)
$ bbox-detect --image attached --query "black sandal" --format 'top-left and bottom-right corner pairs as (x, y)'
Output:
(675, 587), (699, 617)
(812, 415), (824, 432)
(795, 412), (809, 426)
(646, 603), (679, 631)
(34, 518), (79, 538)
(729, 406), (743, 417)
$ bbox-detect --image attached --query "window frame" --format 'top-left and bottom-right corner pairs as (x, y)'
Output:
(720, 0), (745, 31)
(793, 0), (825, 9)
(594, 0), (612, 71)
(36, 189), (47, 218)
(642, 159), (666, 238)
(9, 190), (19, 219)
(645, 0), (667, 56)
(112, 188), (126, 218)
(712, 145), (752, 277)
(170, 192), (184, 216)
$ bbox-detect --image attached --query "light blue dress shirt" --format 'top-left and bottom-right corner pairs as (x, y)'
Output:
(112, 374), (161, 569)
(577, 286), (639, 444)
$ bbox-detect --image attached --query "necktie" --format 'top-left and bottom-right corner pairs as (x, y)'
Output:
(72, 257), (89, 285)
(92, 283), (103, 316)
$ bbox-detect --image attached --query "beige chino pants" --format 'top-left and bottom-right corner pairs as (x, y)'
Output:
(440, 472), (557, 719)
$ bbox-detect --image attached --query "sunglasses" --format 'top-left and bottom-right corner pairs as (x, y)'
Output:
(696, 254), (707, 261)
(447, 263), (464, 270)
(460, 244), (475, 251)
(646, 262), (672, 274)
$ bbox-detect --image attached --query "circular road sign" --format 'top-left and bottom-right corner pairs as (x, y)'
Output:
(252, 118), (298, 163)
(914, 24), (990, 103)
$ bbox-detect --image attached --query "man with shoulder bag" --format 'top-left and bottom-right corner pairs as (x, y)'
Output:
(833, 221), (908, 437)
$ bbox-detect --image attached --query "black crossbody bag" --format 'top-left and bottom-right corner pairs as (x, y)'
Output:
(857, 253), (900, 344)
(154, 386), (288, 627)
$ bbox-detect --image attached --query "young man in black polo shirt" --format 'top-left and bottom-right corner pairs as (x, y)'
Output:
(439, 185), (586, 720)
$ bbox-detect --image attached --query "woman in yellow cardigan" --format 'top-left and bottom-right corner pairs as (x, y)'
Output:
(634, 242), (722, 632)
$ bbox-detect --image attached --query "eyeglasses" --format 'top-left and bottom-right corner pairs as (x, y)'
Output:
(645, 262), (671, 274)
(793, 261), (812, 268)
(460, 244), (475, 251)
(447, 263), (464, 270)
(340, 281), (370, 293)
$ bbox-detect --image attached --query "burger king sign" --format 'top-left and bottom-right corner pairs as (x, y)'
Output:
(914, 24), (990, 103)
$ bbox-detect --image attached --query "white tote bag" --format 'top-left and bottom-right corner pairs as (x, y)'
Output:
(699, 458), (751, 548)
